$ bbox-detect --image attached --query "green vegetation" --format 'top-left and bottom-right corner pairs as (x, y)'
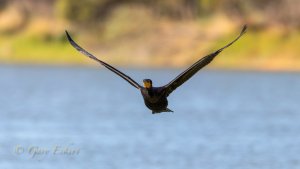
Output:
(0, 0), (299, 70)
(6, 35), (82, 64)
(211, 30), (300, 70)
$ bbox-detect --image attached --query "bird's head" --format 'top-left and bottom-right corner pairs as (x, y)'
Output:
(143, 79), (152, 89)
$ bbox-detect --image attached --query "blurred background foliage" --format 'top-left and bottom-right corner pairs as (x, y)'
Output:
(0, 0), (299, 70)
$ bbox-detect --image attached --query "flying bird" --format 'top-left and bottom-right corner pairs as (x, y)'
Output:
(66, 25), (247, 114)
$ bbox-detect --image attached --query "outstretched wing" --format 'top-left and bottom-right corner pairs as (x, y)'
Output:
(163, 25), (247, 96)
(66, 31), (142, 89)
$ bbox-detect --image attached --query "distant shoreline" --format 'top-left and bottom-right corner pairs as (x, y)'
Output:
(1, 63), (300, 73)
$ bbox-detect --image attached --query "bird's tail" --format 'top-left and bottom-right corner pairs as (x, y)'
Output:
(164, 108), (174, 113)
(152, 108), (174, 114)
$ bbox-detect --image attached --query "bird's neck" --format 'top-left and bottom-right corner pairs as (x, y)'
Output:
(146, 88), (154, 96)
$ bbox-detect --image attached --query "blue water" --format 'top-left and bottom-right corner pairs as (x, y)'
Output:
(0, 66), (300, 169)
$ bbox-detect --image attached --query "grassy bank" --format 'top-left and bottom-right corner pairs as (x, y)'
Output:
(1, 28), (299, 71)
(0, 5), (299, 70)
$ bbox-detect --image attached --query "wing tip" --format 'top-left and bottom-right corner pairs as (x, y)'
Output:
(65, 30), (80, 50)
(240, 24), (247, 35)
(65, 30), (73, 42)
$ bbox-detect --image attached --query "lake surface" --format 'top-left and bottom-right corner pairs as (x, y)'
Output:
(0, 66), (300, 169)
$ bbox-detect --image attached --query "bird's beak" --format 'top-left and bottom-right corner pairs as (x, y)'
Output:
(143, 81), (152, 89)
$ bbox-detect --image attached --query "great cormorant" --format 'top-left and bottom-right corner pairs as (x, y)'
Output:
(66, 25), (247, 114)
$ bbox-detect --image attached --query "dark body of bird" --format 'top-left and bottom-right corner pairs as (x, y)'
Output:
(140, 87), (171, 113)
(66, 25), (247, 114)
